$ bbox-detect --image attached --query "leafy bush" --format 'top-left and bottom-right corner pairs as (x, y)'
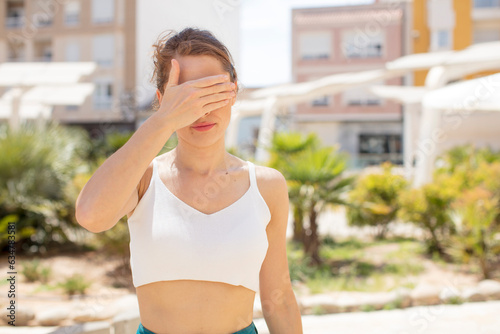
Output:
(347, 162), (408, 239)
(446, 186), (500, 279)
(58, 274), (91, 296)
(0, 121), (89, 253)
(21, 259), (52, 283)
(398, 173), (461, 256)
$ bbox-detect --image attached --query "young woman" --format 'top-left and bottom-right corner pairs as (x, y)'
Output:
(75, 28), (303, 334)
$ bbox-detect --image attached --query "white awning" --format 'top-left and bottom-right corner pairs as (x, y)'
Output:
(422, 72), (500, 112)
(22, 83), (95, 105)
(385, 51), (454, 72)
(249, 69), (392, 107)
(0, 62), (97, 86)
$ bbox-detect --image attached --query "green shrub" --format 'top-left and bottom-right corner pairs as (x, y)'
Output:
(398, 174), (460, 256)
(21, 259), (52, 283)
(360, 304), (376, 312)
(0, 121), (89, 253)
(347, 162), (408, 239)
(58, 274), (91, 296)
(446, 186), (500, 279)
(383, 297), (404, 310)
(311, 305), (327, 315)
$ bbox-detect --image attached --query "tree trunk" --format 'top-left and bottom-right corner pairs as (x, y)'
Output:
(305, 202), (321, 265)
(292, 205), (304, 243)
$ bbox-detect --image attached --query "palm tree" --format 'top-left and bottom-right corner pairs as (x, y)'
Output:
(268, 132), (353, 265)
(268, 132), (319, 243)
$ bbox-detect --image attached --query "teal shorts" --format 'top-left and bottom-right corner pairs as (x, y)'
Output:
(136, 321), (258, 334)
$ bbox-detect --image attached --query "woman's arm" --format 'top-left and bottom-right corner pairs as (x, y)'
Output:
(258, 167), (303, 334)
(75, 59), (235, 233)
(75, 112), (173, 233)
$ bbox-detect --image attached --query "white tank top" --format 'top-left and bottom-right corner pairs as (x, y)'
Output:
(127, 156), (271, 293)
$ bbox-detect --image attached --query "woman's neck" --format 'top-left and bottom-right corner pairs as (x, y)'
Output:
(171, 137), (229, 176)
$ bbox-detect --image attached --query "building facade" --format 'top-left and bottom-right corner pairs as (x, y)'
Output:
(291, 2), (411, 169)
(0, 0), (240, 136)
(413, 0), (500, 85)
(0, 0), (137, 134)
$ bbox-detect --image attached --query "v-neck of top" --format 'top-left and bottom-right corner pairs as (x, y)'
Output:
(152, 157), (253, 217)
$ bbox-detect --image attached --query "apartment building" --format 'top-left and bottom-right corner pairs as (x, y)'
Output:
(413, 0), (500, 85)
(0, 0), (241, 135)
(0, 0), (137, 134)
(291, 2), (411, 168)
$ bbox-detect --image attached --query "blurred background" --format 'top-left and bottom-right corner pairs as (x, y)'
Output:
(1, 0), (500, 332)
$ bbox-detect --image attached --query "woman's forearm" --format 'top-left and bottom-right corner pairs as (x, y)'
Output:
(264, 291), (303, 333)
(75, 112), (173, 232)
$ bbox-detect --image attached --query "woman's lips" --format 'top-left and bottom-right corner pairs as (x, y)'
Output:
(192, 122), (216, 132)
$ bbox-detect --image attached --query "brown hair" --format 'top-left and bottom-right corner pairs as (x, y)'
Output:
(151, 27), (238, 109)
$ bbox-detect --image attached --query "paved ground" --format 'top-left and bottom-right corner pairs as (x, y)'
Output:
(253, 301), (500, 334)
(2, 301), (499, 333)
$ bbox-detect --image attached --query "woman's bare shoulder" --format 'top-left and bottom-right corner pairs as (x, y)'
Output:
(253, 164), (288, 210)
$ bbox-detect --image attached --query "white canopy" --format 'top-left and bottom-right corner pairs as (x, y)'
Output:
(22, 84), (95, 105)
(249, 69), (393, 106)
(0, 62), (97, 86)
(422, 72), (500, 112)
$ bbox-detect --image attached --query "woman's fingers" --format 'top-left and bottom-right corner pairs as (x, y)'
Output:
(165, 59), (180, 91)
(188, 73), (230, 88)
(197, 91), (235, 107)
(195, 81), (235, 98)
(200, 99), (231, 114)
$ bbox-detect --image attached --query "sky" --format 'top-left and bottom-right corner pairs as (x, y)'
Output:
(239, 0), (374, 88)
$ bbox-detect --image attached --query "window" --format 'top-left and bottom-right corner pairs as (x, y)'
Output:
(311, 95), (331, 107)
(32, 0), (54, 27)
(474, 0), (500, 8)
(65, 41), (80, 62)
(65, 105), (79, 112)
(6, 1), (25, 28)
(64, 0), (80, 25)
(7, 41), (25, 61)
(35, 39), (52, 62)
(432, 30), (451, 50)
(342, 30), (384, 59)
(92, 0), (114, 24)
(358, 134), (402, 166)
(93, 80), (113, 110)
(299, 32), (331, 60)
(92, 34), (114, 67)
